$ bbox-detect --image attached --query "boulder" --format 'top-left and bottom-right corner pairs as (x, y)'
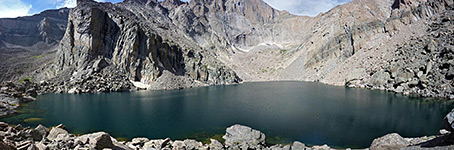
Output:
(75, 132), (115, 150)
(269, 144), (291, 150)
(183, 139), (203, 149)
(395, 70), (414, 84)
(171, 140), (186, 150)
(222, 124), (265, 147)
(92, 58), (109, 72)
(143, 138), (171, 149)
(292, 141), (307, 150)
(208, 139), (224, 150)
(127, 137), (149, 148)
(47, 125), (69, 141)
(369, 70), (391, 87)
(370, 133), (410, 150)
(443, 109), (454, 131)
(31, 124), (49, 141)
(311, 144), (330, 150)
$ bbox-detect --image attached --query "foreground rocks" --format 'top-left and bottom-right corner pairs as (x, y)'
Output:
(1, 121), (454, 150)
(0, 123), (325, 150)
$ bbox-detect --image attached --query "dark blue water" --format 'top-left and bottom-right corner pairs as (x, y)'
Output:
(1, 82), (453, 148)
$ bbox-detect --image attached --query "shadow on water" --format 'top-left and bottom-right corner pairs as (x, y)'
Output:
(1, 81), (453, 148)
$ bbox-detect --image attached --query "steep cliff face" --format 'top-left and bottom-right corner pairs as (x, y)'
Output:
(0, 8), (69, 82)
(50, 0), (241, 92)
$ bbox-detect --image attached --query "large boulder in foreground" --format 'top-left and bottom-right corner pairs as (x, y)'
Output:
(370, 133), (410, 150)
(46, 124), (69, 141)
(443, 109), (454, 132)
(222, 124), (266, 148)
(75, 132), (115, 150)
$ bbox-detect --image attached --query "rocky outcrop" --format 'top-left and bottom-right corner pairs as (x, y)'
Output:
(0, 81), (39, 117)
(48, 0), (241, 93)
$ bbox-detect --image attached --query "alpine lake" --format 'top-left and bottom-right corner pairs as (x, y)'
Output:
(1, 81), (453, 148)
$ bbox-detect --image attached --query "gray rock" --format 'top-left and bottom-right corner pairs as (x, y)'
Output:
(143, 138), (171, 149)
(127, 137), (149, 148)
(223, 124), (265, 148)
(416, 71), (424, 78)
(208, 139), (224, 150)
(395, 86), (404, 93)
(292, 141), (307, 150)
(370, 133), (410, 150)
(311, 145), (330, 150)
(426, 61), (433, 74)
(426, 39), (438, 52)
(31, 124), (49, 141)
(92, 58), (109, 72)
(172, 140), (186, 150)
(439, 129), (451, 135)
(75, 132), (115, 150)
(183, 139), (203, 149)
(443, 109), (454, 132)
(269, 144), (291, 150)
(369, 70), (391, 87)
(46, 125), (68, 141)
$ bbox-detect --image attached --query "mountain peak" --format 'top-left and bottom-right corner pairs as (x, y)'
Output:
(124, 0), (158, 5)
(77, 0), (96, 5)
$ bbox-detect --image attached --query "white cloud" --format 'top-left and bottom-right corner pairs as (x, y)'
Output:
(263, 0), (349, 17)
(0, 0), (32, 18)
(56, 0), (107, 8)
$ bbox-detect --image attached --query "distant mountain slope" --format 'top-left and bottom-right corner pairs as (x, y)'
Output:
(0, 8), (69, 82)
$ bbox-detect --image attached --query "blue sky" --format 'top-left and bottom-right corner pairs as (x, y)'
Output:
(0, 0), (351, 18)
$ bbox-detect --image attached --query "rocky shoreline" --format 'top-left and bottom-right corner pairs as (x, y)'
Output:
(1, 80), (454, 149)
(0, 117), (454, 150)
(0, 81), (41, 117)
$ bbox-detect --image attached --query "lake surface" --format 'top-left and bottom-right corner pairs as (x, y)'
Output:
(1, 82), (453, 148)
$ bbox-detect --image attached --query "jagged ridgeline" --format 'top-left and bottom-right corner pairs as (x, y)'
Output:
(32, 0), (453, 98)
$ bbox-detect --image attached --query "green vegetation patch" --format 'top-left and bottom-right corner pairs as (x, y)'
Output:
(24, 118), (44, 123)
(210, 134), (225, 144)
(32, 55), (44, 59)
(280, 49), (287, 54)
(116, 137), (129, 142)
(19, 77), (32, 83)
